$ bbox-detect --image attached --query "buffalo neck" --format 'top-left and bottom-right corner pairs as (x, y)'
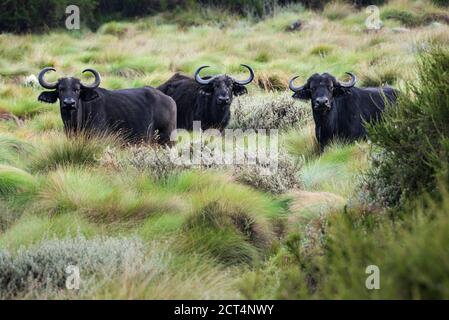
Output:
(312, 102), (339, 141)
(195, 93), (230, 130)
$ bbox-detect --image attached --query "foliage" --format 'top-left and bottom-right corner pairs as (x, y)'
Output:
(364, 47), (449, 208)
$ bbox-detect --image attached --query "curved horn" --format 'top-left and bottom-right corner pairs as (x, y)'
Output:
(338, 72), (357, 88)
(194, 66), (216, 85)
(38, 67), (58, 89)
(233, 64), (254, 86)
(81, 68), (101, 89)
(289, 76), (306, 92)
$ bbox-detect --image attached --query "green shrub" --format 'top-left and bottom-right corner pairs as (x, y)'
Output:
(432, 0), (449, 6)
(276, 192), (449, 299)
(364, 47), (449, 208)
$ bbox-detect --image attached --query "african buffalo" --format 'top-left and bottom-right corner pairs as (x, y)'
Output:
(289, 72), (397, 151)
(158, 65), (254, 131)
(37, 67), (176, 144)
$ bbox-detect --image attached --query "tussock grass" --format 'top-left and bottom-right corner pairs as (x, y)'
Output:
(30, 133), (121, 172)
(284, 122), (319, 161)
(0, 165), (36, 198)
(0, 213), (100, 252)
(0, 134), (32, 165)
(92, 252), (240, 299)
(182, 200), (273, 266)
(28, 112), (63, 132)
(39, 167), (183, 223)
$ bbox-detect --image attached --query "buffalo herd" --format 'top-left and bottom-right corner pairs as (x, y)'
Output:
(36, 65), (397, 151)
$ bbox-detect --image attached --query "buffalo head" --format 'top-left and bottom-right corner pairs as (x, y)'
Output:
(289, 72), (357, 112)
(194, 64), (254, 106)
(37, 67), (101, 110)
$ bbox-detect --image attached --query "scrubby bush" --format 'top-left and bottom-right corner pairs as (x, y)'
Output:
(0, 134), (31, 165)
(363, 47), (449, 208)
(230, 93), (310, 131)
(0, 235), (150, 298)
(110, 142), (303, 194)
(246, 189), (449, 299)
(234, 152), (302, 194)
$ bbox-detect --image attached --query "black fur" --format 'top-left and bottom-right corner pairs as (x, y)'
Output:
(158, 73), (248, 131)
(38, 78), (176, 144)
(292, 73), (397, 152)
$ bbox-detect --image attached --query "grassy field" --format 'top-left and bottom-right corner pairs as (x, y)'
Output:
(1, 0), (449, 299)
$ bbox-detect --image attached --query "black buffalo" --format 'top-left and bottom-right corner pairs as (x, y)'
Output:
(289, 72), (397, 151)
(158, 65), (254, 131)
(37, 67), (176, 144)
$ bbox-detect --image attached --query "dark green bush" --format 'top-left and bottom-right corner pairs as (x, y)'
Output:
(432, 0), (449, 6)
(266, 196), (449, 299)
(1, 0), (389, 33)
(364, 47), (449, 208)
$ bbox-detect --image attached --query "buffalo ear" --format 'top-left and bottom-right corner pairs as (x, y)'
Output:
(292, 89), (311, 100)
(80, 89), (99, 102)
(38, 91), (58, 104)
(232, 83), (248, 96)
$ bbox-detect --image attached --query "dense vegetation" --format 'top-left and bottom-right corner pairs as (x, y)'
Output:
(0, 0), (396, 33)
(0, 0), (449, 299)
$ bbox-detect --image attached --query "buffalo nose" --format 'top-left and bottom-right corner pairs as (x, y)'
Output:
(218, 96), (231, 104)
(315, 97), (329, 106)
(63, 98), (76, 108)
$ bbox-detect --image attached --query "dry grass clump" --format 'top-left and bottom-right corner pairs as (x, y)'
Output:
(234, 152), (302, 194)
(230, 93), (310, 131)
